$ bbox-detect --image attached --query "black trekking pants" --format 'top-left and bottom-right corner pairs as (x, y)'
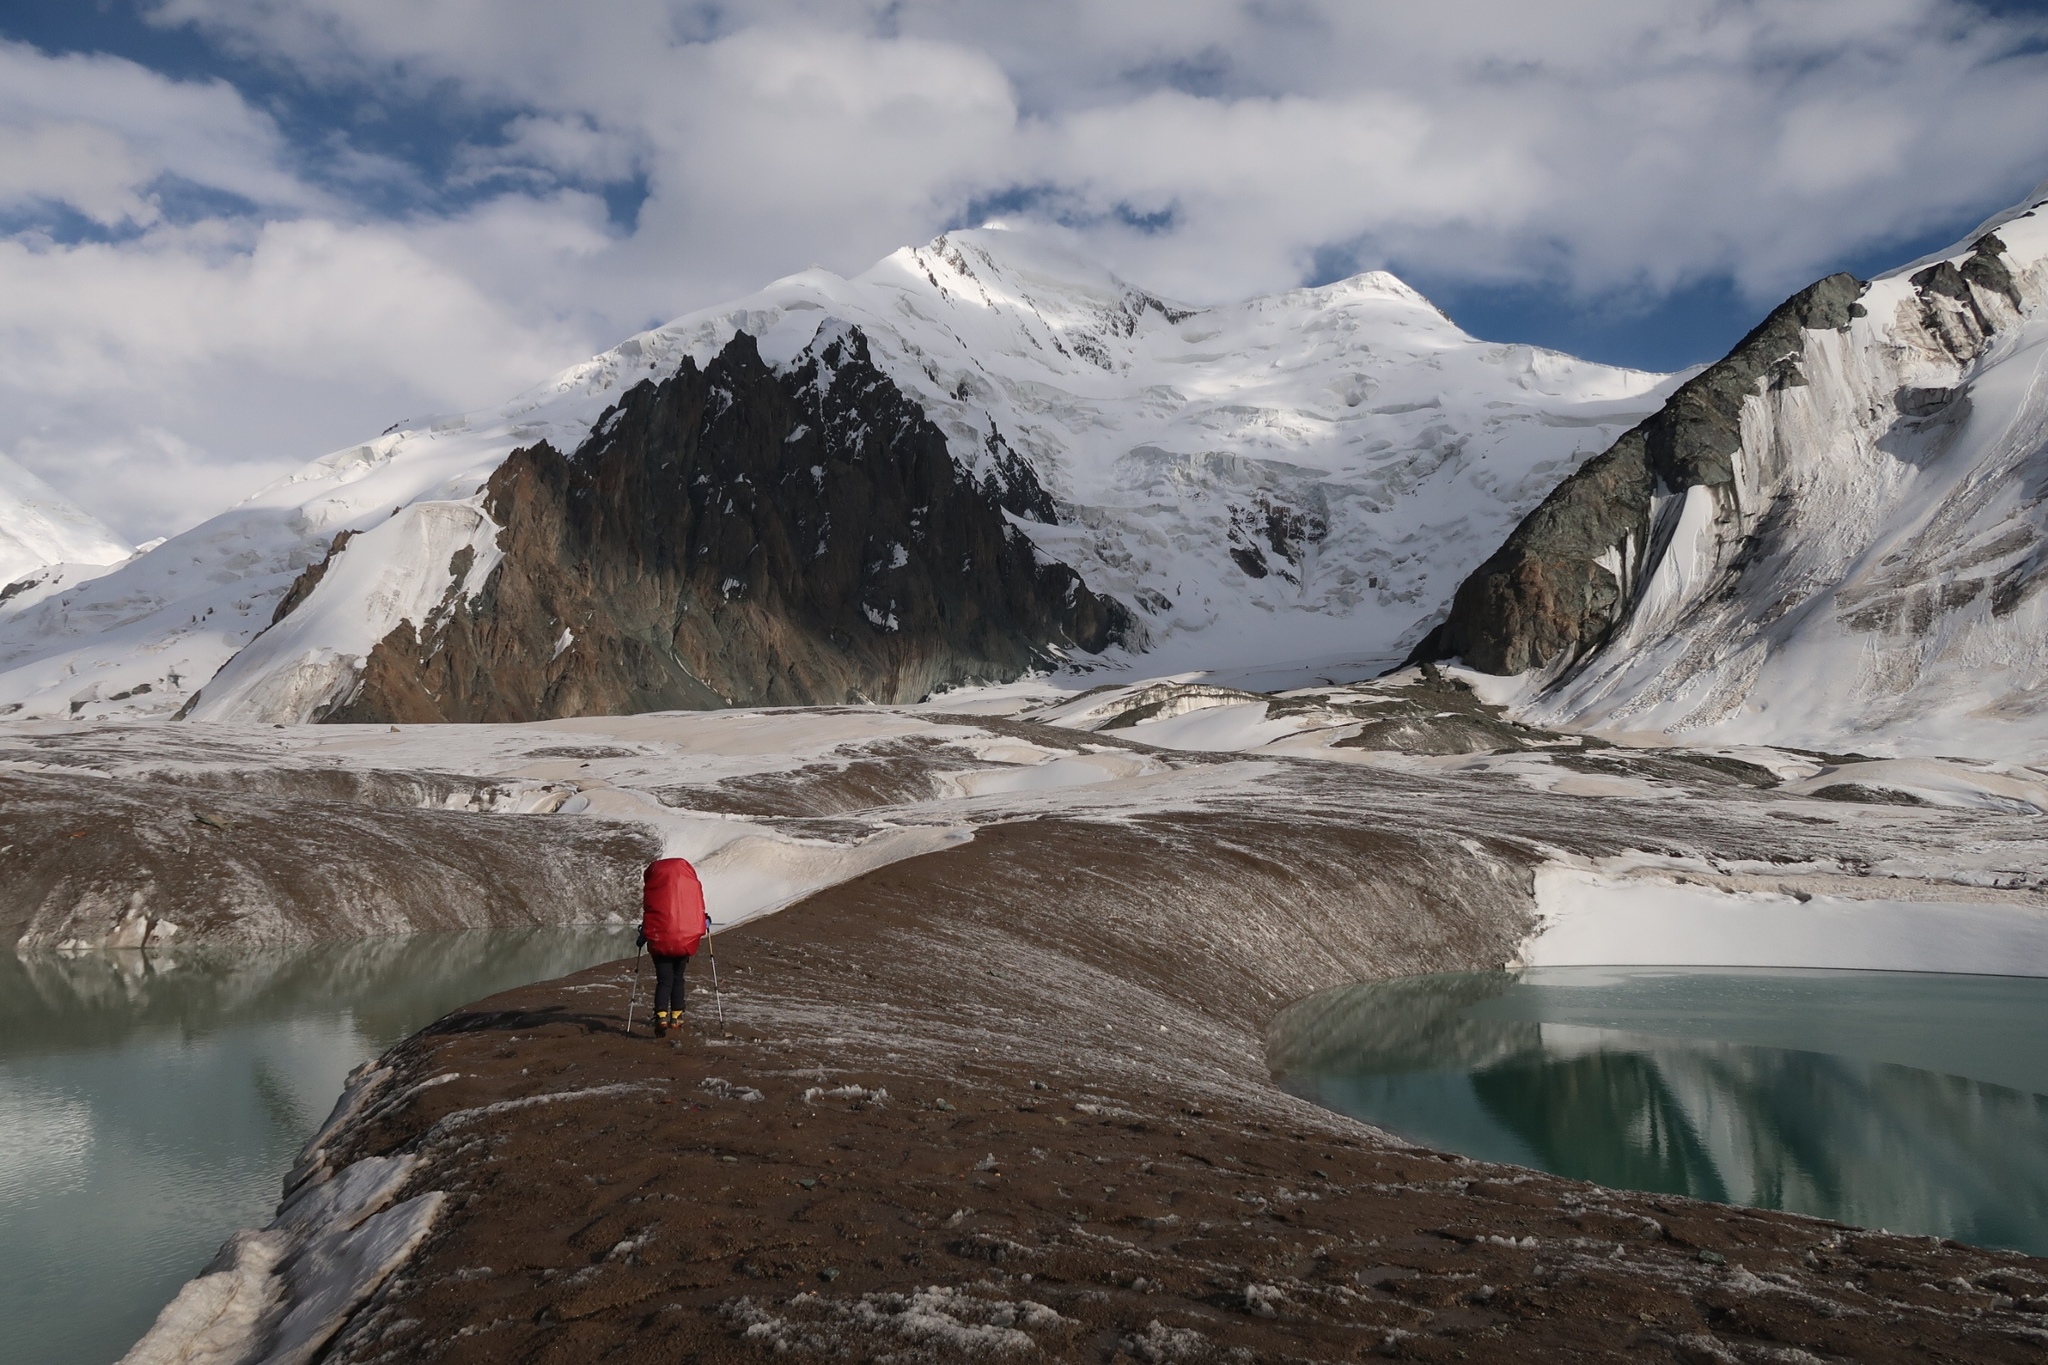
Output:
(652, 952), (690, 1012)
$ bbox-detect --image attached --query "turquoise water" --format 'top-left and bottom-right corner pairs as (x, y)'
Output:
(0, 929), (633, 1365)
(1270, 967), (2048, 1256)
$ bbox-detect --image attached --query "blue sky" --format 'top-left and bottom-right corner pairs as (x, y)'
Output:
(2, 1), (2046, 537)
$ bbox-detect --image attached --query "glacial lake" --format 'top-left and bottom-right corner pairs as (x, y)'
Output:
(1270, 967), (2048, 1257)
(0, 929), (633, 1365)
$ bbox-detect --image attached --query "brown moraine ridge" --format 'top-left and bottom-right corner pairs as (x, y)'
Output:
(297, 818), (2047, 1364)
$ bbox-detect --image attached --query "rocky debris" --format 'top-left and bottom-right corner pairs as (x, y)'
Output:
(0, 767), (653, 950)
(1321, 667), (1596, 756)
(241, 816), (2048, 1365)
(1228, 493), (1327, 584)
(1411, 273), (1868, 678)
(1807, 782), (1930, 807)
(655, 736), (1003, 818)
(1044, 667), (1600, 756)
(324, 326), (1130, 723)
(1056, 681), (1270, 731)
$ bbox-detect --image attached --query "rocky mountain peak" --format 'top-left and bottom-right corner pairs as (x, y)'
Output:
(305, 322), (1129, 723)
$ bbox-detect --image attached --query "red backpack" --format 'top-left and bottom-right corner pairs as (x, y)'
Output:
(641, 857), (708, 956)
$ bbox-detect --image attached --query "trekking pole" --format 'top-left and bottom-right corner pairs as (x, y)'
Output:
(624, 943), (645, 1037)
(705, 919), (726, 1029)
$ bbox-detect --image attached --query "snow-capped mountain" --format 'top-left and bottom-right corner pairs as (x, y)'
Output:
(0, 452), (132, 604)
(1419, 181), (2048, 760)
(0, 228), (1672, 723)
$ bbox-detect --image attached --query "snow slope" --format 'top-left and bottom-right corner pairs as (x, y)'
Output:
(1495, 181), (2048, 760)
(0, 452), (131, 596)
(0, 228), (1671, 723)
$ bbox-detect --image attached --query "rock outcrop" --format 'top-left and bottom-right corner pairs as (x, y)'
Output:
(1408, 273), (1869, 676)
(324, 326), (1129, 723)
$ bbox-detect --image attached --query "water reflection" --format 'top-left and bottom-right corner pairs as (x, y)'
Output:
(0, 928), (631, 1365)
(1471, 1043), (1731, 1202)
(1271, 968), (2048, 1256)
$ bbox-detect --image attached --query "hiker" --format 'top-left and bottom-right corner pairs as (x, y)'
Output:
(638, 856), (709, 1038)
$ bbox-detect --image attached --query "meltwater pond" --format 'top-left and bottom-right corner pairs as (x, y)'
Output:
(0, 929), (632, 1365)
(1270, 968), (2048, 1256)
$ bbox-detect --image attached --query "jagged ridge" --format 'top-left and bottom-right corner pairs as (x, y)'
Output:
(1410, 272), (1867, 676)
(1408, 185), (2048, 757)
(315, 325), (1128, 722)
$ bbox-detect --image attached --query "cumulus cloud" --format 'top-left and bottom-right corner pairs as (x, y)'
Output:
(0, 210), (599, 533)
(0, 39), (603, 538)
(0, 39), (310, 220)
(148, 0), (2048, 299)
(1, 2), (2045, 539)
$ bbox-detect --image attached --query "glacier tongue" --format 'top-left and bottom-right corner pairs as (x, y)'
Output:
(0, 227), (1673, 723)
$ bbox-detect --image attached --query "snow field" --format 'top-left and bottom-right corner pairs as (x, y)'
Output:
(26, 689), (2048, 991)
(0, 451), (131, 589)
(189, 497), (505, 723)
(563, 782), (975, 927)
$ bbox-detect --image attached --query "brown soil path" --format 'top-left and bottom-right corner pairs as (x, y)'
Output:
(312, 819), (2048, 1363)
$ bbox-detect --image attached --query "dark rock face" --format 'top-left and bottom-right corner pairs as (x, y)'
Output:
(1409, 273), (1869, 676)
(272, 529), (355, 625)
(326, 326), (1129, 723)
(1228, 494), (1327, 583)
(1911, 232), (2019, 363)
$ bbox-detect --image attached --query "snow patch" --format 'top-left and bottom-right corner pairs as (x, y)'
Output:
(725, 1284), (1067, 1357)
(121, 1073), (446, 1365)
(1524, 862), (2048, 977)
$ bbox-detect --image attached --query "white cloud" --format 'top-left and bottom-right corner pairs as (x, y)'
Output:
(0, 121), (162, 227)
(0, 39), (605, 539)
(142, 0), (2048, 305)
(0, 2), (2044, 540)
(0, 200), (601, 539)
(0, 39), (311, 217)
